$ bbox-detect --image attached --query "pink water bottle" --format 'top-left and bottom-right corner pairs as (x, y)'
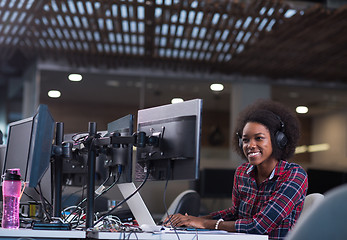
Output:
(2, 168), (22, 229)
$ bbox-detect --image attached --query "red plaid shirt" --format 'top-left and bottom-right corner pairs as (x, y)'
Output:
(210, 160), (308, 240)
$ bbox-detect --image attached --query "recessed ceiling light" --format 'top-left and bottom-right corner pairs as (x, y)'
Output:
(171, 98), (184, 104)
(106, 80), (120, 87)
(68, 73), (82, 82)
(48, 90), (61, 98)
(296, 106), (308, 114)
(289, 92), (299, 98)
(210, 83), (224, 92)
(135, 81), (143, 88)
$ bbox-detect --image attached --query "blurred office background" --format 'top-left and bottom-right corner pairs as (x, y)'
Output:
(1, 0), (347, 217)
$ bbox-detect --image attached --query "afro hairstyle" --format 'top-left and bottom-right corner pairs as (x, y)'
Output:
(232, 99), (300, 161)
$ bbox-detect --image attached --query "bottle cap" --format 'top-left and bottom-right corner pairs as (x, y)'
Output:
(4, 168), (21, 181)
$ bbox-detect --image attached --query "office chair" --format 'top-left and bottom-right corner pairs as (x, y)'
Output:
(300, 192), (324, 217)
(285, 184), (347, 240)
(161, 190), (200, 223)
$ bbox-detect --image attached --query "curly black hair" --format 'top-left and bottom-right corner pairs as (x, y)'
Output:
(232, 99), (300, 161)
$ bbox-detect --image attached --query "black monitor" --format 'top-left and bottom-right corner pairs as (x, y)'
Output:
(62, 131), (107, 186)
(62, 115), (134, 186)
(135, 99), (202, 181)
(106, 114), (134, 184)
(197, 168), (235, 198)
(2, 117), (33, 183)
(2, 105), (55, 188)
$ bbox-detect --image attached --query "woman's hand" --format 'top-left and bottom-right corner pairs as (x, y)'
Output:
(163, 214), (236, 232)
(163, 213), (208, 229)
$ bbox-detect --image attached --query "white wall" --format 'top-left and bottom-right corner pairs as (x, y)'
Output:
(311, 110), (347, 171)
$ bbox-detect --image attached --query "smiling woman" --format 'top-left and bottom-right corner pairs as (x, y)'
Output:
(164, 99), (308, 240)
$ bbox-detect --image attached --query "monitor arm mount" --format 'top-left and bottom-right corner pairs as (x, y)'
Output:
(84, 122), (160, 229)
(50, 122), (73, 218)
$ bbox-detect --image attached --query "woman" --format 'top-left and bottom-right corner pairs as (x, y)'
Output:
(164, 100), (308, 240)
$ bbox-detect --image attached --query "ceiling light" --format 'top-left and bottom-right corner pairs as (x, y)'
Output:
(210, 83), (224, 92)
(68, 73), (82, 82)
(296, 106), (308, 114)
(289, 92), (299, 98)
(106, 80), (120, 87)
(171, 98), (184, 104)
(48, 90), (61, 98)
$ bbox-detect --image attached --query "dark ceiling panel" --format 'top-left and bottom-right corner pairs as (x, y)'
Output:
(0, 0), (346, 83)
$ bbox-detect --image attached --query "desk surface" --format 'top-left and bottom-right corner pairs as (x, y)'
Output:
(88, 229), (268, 240)
(0, 228), (267, 240)
(0, 228), (85, 238)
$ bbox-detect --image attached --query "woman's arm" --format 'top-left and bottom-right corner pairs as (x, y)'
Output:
(164, 213), (236, 231)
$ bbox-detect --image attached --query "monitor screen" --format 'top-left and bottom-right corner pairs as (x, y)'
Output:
(135, 99), (202, 181)
(2, 105), (55, 188)
(2, 117), (34, 183)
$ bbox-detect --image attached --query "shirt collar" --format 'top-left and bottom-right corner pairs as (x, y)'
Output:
(246, 160), (286, 180)
(246, 165), (254, 174)
(269, 167), (276, 180)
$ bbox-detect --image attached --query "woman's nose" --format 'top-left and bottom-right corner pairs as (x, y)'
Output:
(247, 139), (256, 148)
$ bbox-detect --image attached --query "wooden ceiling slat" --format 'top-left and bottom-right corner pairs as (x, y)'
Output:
(0, 0), (17, 38)
(161, 3), (176, 60)
(109, 2), (119, 57)
(131, 1), (141, 57)
(219, 3), (247, 63)
(170, 0), (184, 62)
(200, 4), (228, 63)
(215, 1), (242, 63)
(144, 0), (155, 60)
(116, 2), (126, 55)
(180, 4), (199, 61)
(228, 0), (277, 63)
(187, 7), (211, 62)
(174, 2), (189, 62)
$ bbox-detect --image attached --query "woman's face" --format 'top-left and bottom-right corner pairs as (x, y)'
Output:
(241, 122), (274, 166)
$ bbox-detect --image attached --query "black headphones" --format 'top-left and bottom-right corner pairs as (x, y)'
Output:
(274, 115), (288, 149)
(237, 114), (288, 150)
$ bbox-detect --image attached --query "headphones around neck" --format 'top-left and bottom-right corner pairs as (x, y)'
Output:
(238, 114), (288, 150)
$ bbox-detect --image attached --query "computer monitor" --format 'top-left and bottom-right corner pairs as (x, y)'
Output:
(2, 117), (33, 182)
(62, 115), (134, 186)
(62, 131), (107, 186)
(135, 99), (202, 181)
(197, 168), (235, 198)
(2, 104), (55, 188)
(106, 114), (134, 184)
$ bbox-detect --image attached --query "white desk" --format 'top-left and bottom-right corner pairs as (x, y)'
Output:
(0, 228), (267, 240)
(0, 228), (85, 239)
(87, 230), (268, 240)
